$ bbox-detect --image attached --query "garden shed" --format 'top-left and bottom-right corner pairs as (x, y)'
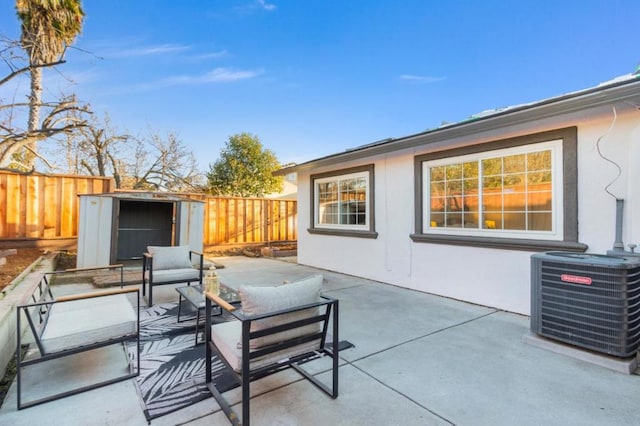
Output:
(76, 192), (204, 268)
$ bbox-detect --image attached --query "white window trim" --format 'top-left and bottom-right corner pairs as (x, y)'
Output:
(314, 171), (370, 231)
(422, 140), (564, 241)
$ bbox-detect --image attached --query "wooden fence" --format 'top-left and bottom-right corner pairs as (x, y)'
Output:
(0, 171), (114, 241)
(203, 197), (297, 245)
(0, 171), (297, 246)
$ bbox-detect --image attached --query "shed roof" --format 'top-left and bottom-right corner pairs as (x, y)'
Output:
(78, 191), (205, 203)
(275, 71), (640, 175)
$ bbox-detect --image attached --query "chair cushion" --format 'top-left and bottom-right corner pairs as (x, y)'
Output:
(147, 245), (192, 270)
(145, 268), (200, 284)
(41, 294), (137, 354)
(239, 274), (323, 349)
(212, 320), (321, 373)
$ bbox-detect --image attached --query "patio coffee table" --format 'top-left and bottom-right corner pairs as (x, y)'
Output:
(176, 283), (240, 345)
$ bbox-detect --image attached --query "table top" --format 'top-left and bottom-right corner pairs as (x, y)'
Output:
(176, 283), (239, 309)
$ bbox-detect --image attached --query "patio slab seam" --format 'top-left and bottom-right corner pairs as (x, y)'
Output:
(346, 309), (500, 365)
(326, 310), (501, 425)
(349, 360), (455, 425)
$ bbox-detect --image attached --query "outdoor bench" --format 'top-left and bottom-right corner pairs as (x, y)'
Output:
(204, 274), (339, 426)
(16, 265), (140, 409)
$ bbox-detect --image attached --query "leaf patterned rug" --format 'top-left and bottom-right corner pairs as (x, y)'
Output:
(127, 301), (236, 422)
(128, 301), (354, 422)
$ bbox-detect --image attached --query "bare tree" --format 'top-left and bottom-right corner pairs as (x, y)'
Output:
(129, 131), (203, 192)
(0, 35), (89, 170)
(56, 115), (204, 191)
(63, 114), (130, 188)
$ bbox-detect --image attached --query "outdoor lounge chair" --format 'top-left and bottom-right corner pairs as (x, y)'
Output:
(16, 267), (140, 409)
(204, 274), (339, 426)
(142, 245), (204, 306)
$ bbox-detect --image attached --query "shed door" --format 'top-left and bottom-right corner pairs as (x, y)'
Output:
(116, 200), (174, 259)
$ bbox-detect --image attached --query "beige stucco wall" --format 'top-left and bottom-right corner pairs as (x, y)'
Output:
(296, 106), (640, 315)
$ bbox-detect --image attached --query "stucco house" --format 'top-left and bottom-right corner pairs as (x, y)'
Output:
(277, 71), (640, 315)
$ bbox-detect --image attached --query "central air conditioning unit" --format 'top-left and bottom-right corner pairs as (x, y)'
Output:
(531, 252), (640, 357)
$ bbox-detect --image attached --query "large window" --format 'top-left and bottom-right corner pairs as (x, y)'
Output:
(425, 141), (560, 238)
(309, 165), (377, 238)
(412, 127), (585, 251)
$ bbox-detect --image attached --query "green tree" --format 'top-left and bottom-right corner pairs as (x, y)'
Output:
(207, 133), (283, 197)
(16, 0), (84, 167)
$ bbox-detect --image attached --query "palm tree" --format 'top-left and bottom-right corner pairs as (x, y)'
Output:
(15, 0), (84, 167)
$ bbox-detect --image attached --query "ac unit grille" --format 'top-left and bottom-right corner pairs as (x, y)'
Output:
(531, 252), (640, 357)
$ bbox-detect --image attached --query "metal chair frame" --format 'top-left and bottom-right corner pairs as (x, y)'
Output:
(16, 266), (140, 410)
(205, 292), (339, 426)
(142, 249), (204, 306)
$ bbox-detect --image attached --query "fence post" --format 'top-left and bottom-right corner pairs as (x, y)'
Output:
(264, 199), (271, 245)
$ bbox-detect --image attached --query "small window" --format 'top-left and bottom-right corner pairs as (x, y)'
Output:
(309, 165), (377, 238)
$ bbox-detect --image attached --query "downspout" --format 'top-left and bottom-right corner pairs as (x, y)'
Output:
(613, 198), (625, 251)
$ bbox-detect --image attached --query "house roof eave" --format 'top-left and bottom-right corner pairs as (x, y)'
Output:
(275, 75), (640, 176)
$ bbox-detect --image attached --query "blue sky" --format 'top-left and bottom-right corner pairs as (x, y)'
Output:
(1, 1), (638, 171)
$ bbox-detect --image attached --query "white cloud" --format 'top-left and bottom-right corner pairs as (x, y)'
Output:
(399, 74), (445, 83)
(108, 44), (192, 58)
(190, 50), (228, 61)
(257, 0), (277, 11)
(235, 0), (277, 13)
(202, 67), (263, 82)
(160, 67), (264, 86)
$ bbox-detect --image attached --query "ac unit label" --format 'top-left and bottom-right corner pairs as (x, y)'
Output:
(561, 274), (592, 285)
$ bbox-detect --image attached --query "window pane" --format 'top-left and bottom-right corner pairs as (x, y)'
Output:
(503, 193), (525, 212)
(446, 164), (462, 180)
(463, 212), (479, 228)
(318, 182), (337, 202)
(483, 193), (503, 211)
(320, 201), (339, 224)
(528, 212), (552, 231)
(483, 213), (501, 229)
(446, 196), (463, 212)
(527, 191), (552, 211)
(463, 178), (478, 192)
(462, 161), (478, 178)
(527, 171), (552, 184)
(446, 180), (462, 195)
(354, 201), (366, 225)
(463, 195), (478, 212)
(430, 213), (444, 228)
(431, 181), (445, 195)
(483, 176), (502, 189)
(503, 213), (526, 230)
(446, 213), (462, 228)
(504, 154), (525, 173)
(527, 151), (551, 171)
(503, 173), (524, 188)
(483, 158), (502, 176)
(430, 196), (445, 212)
(339, 178), (367, 225)
(431, 166), (445, 181)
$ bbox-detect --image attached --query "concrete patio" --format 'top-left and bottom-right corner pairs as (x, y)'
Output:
(1, 256), (639, 425)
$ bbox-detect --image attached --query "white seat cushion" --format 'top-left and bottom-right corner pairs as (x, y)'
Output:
(146, 268), (200, 283)
(239, 275), (323, 349)
(212, 321), (320, 373)
(41, 294), (137, 354)
(147, 245), (193, 270)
